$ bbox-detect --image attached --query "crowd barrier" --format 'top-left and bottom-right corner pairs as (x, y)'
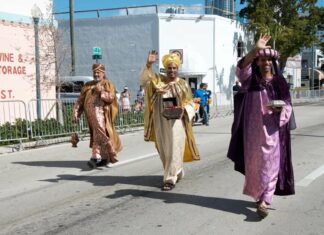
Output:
(290, 89), (324, 103)
(0, 100), (29, 145)
(0, 90), (323, 149)
(0, 98), (145, 148)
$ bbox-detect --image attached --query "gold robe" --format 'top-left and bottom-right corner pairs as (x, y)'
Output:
(140, 66), (200, 163)
(73, 79), (122, 162)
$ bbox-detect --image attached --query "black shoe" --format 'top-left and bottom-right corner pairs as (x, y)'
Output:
(87, 158), (99, 169)
(96, 159), (108, 167)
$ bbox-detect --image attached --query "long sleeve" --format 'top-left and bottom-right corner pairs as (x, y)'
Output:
(236, 63), (252, 86)
(235, 57), (253, 90)
(277, 77), (293, 127)
(140, 65), (155, 87)
(100, 91), (114, 104)
(279, 104), (292, 127)
(279, 88), (293, 127)
(72, 92), (85, 121)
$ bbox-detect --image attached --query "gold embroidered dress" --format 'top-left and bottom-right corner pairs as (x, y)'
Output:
(73, 79), (122, 162)
(140, 65), (200, 184)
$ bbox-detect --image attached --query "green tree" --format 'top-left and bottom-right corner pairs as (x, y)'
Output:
(239, 0), (323, 69)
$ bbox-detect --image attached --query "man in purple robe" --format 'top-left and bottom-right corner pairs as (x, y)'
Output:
(227, 34), (295, 218)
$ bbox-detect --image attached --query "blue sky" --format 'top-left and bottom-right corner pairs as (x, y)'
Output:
(53, 0), (245, 13)
(53, 0), (323, 13)
(54, 0), (205, 12)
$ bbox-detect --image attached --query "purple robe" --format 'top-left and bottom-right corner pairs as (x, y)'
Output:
(227, 61), (295, 204)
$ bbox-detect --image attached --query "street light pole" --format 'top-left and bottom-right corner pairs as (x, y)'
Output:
(312, 42), (315, 91)
(69, 0), (76, 76)
(31, 5), (42, 119)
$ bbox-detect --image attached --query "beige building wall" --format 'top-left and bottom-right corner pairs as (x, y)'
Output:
(0, 20), (55, 104)
(0, 0), (56, 123)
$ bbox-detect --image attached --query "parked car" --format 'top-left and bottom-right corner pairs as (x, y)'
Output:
(57, 76), (93, 99)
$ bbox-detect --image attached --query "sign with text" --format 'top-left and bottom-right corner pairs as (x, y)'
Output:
(0, 21), (55, 103)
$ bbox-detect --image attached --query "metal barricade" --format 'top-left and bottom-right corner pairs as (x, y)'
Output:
(27, 99), (88, 139)
(115, 105), (144, 133)
(290, 89), (324, 104)
(27, 99), (144, 140)
(60, 98), (89, 134)
(0, 100), (29, 145)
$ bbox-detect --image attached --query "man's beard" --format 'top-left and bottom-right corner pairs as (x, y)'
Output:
(93, 76), (101, 82)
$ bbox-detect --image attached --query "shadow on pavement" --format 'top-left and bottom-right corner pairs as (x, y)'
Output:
(40, 174), (163, 189)
(13, 161), (92, 171)
(194, 132), (231, 135)
(36, 172), (261, 221)
(106, 189), (262, 222)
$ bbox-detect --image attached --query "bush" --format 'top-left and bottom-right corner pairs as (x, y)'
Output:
(0, 117), (80, 146)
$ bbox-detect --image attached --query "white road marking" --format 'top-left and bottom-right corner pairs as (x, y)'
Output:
(107, 152), (158, 167)
(296, 164), (324, 187)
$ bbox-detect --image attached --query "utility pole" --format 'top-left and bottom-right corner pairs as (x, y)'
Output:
(311, 42), (315, 90)
(69, 0), (76, 76)
(31, 4), (42, 119)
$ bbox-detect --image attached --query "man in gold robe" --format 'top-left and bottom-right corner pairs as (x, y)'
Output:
(72, 64), (122, 168)
(140, 50), (200, 191)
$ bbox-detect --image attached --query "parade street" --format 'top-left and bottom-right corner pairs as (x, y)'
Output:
(0, 102), (324, 235)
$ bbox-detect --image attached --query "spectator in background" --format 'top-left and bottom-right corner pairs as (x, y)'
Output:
(206, 87), (212, 117)
(194, 83), (209, 126)
(232, 81), (241, 96)
(120, 86), (131, 113)
(135, 85), (145, 112)
(116, 89), (121, 101)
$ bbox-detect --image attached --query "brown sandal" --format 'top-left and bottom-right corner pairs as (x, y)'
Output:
(161, 183), (175, 191)
(257, 203), (269, 218)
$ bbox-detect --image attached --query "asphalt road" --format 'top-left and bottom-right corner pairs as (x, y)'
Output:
(0, 102), (323, 235)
